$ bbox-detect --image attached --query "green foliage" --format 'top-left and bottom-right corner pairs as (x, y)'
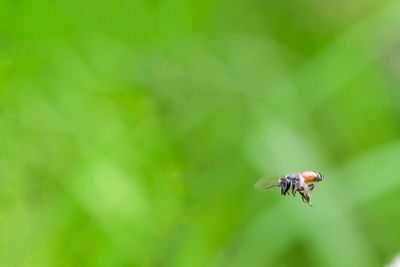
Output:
(1, 0), (400, 266)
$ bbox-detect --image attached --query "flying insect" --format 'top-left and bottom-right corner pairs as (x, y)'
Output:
(254, 171), (324, 206)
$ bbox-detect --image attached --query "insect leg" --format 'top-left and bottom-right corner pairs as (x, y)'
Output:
(299, 189), (313, 207)
(299, 190), (308, 203)
(308, 184), (315, 192)
(293, 180), (302, 196)
(299, 191), (305, 202)
(285, 180), (292, 196)
(292, 181), (297, 196)
(298, 186), (304, 196)
(305, 195), (313, 207)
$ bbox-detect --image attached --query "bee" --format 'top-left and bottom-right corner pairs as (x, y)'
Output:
(254, 171), (324, 206)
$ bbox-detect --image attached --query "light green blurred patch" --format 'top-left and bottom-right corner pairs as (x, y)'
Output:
(72, 162), (148, 221)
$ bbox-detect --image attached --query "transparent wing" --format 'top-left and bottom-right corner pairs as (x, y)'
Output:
(254, 177), (280, 191)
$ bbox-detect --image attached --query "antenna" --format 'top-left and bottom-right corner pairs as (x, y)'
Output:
(265, 184), (280, 190)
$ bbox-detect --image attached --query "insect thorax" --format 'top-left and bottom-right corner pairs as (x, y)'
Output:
(285, 173), (301, 181)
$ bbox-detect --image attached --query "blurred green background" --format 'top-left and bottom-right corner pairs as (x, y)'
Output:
(1, 0), (400, 266)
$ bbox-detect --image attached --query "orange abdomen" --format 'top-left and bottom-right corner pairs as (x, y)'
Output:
(301, 171), (317, 183)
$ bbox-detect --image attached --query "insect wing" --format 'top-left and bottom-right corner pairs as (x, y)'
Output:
(254, 177), (280, 191)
